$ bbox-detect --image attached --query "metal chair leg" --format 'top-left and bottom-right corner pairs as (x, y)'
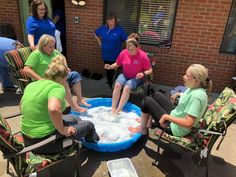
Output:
(74, 141), (81, 177)
(153, 130), (165, 165)
(6, 159), (10, 174)
(206, 156), (209, 177)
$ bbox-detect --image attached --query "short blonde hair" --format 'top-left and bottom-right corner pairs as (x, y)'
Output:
(188, 64), (213, 96)
(37, 34), (55, 54)
(45, 55), (68, 82)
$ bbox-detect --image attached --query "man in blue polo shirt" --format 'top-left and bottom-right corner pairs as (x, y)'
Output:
(95, 12), (127, 88)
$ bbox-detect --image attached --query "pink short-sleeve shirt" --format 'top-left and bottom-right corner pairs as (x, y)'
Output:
(116, 48), (151, 78)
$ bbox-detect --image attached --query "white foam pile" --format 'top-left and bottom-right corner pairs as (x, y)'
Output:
(79, 106), (140, 143)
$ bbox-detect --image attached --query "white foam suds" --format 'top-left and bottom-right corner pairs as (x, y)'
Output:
(79, 106), (140, 143)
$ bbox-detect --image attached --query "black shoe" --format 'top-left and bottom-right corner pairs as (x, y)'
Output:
(82, 69), (91, 78)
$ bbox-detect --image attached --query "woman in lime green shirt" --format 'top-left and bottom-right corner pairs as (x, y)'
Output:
(24, 34), (90, 113)
(21, 55), (99, 154)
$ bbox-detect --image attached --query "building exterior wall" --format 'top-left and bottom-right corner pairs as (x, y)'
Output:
(0, 0), (24, 42)
(1, 0), (235, 92)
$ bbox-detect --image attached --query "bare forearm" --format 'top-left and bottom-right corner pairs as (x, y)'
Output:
(24, 66), (43, 80)
(143, 68), (153, 76)
(109, 63), (118, 69)
(94, 34), (101, 46)
(62, 80), (77, 107)
(164, 114), (194, 129)
(50, 110), (64, 133)
(28, 34), (35, 47)
(48, 98), (64, 133)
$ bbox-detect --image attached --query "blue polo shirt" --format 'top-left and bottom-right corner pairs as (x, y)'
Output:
(26, 16), (55, 45)
(0, 37), (16, 66)
(95, 25), (127, 62)
(0, 37), (16, 88)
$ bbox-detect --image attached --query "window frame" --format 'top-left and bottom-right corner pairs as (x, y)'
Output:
(104, 0), (179, 48)
(220, 1), (236, 54)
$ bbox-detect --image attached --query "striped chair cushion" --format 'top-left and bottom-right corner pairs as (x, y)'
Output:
(4, 47), (35, 92)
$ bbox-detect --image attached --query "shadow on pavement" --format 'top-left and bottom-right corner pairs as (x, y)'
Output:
(79, 136), (148, 177)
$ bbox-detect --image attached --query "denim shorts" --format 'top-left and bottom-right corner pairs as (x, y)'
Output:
(115, 73), (144, 90)
(67, 71), (82, 86)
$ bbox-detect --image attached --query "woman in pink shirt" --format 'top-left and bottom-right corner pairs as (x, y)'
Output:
(105, 37), (153, 114)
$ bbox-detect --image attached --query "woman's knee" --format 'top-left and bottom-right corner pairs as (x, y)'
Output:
(123, 85), (131, 92)
(114, 83), (122, 90)
(141, 96), (153, 113)
(67, 71), (82, 85)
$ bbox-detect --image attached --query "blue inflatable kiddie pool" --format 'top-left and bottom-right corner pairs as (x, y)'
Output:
(70, 98), (142, 152)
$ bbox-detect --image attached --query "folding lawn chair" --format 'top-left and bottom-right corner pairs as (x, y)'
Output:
(0, 113), (82, 177)
(4, 47), (35, 94)
(153, 87), (236, 177)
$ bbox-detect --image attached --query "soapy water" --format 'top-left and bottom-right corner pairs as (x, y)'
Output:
(78, 106), (140, 143)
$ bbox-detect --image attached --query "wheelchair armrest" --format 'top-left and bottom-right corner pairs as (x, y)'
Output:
(3, 112), (21, 119)
(18, 78), (30, 83)
(198, 129), (223, 136)
(15, 134), (76, 156)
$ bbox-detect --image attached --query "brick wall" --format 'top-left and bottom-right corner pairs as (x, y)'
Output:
(65, 0), (104, 74)
(65, 0), (236, 92)
(1, 0), (235, 92)
(142, 0), (236, 92)
(0, 0), (24, 42)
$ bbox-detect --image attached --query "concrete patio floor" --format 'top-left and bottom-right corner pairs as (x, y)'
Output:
(0, 77), (235, 177)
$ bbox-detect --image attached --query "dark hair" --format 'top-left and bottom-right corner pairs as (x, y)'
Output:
(30, 0), (48, 19)
(106, 12), (118, 26)
(128, 33), (140, 44)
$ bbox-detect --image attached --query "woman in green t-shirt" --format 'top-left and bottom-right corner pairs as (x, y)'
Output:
(129, 64), (213, 137)
(24, 34), (90, 113)
(21, 55), (99, 154)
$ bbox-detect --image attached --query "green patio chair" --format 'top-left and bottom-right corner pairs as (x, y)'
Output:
(153, 87), (236, 177)
(0, 113), (81, 177)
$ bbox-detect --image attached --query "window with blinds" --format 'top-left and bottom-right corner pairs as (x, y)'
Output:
(220, 1), (236, 54)
(104, 0), (178, 48)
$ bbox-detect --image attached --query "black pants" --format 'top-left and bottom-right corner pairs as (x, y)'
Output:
(23, 115), (99, 154)
(104, 60), (116, 88)
(141, 91), (174, 134)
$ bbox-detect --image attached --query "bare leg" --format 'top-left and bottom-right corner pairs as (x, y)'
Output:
(112, 83), (122, 114)
(62, 80), (87, 113)
(147, 116), (152, 128)
(128, 112), (150, 135)
(116, 85), (130, 113)
(141, 113), (150, 130)
(72, 82), (91, 107)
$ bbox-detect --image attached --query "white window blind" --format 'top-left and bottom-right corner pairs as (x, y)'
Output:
(220, 1), (236, 54)
(139, 0), (178, 47)
(105, 0), (178, 48)
(105, 0), (139, 35)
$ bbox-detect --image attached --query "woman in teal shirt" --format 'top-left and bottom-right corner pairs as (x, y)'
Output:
(129, 64), (213, 137)
(21, 55), (99, 154)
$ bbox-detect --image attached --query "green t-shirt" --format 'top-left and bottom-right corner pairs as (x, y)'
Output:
(25, 49), (60, 78)
(170, 88), (207, 137)
(21, 79), (66, 138)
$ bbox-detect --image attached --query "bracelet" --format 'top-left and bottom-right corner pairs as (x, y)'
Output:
(143, 72), (146, 77)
